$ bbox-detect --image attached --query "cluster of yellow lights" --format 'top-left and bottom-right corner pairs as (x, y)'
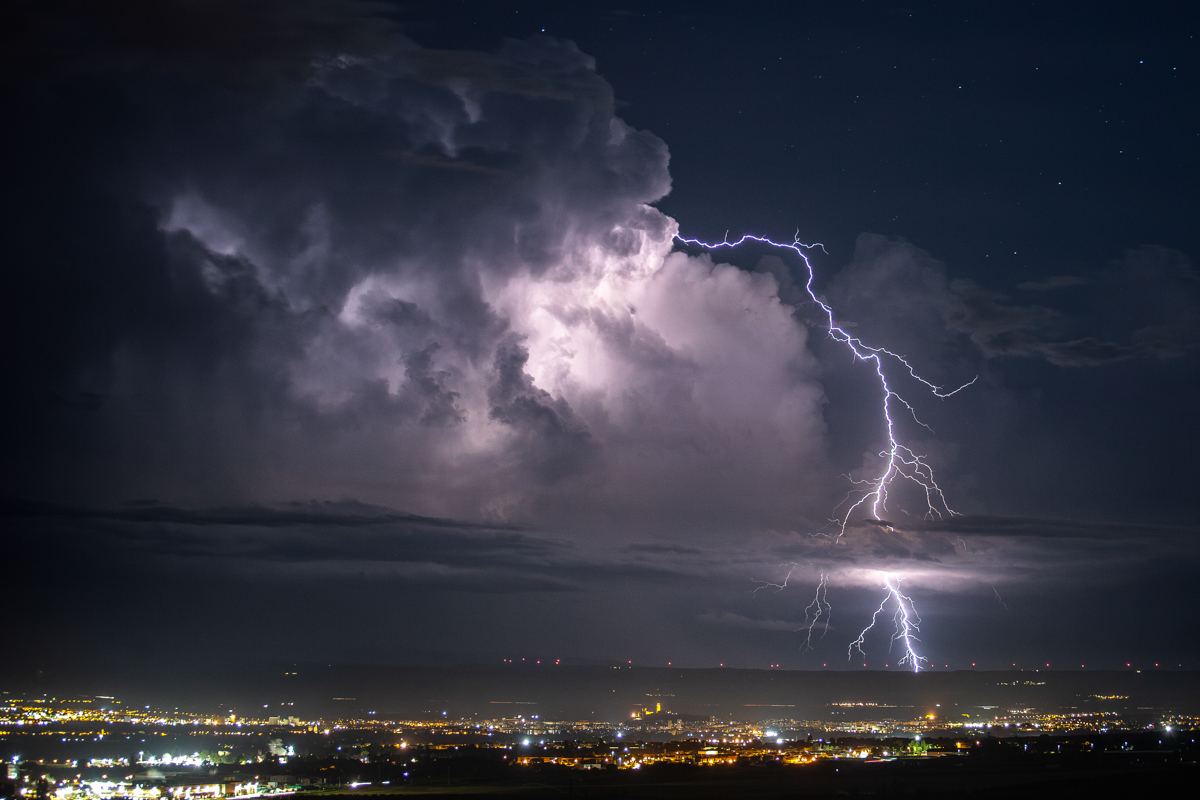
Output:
(2, 694), (1180, 747)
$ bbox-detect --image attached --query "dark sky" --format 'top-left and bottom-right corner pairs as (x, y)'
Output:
(3, 0), (1198, 679)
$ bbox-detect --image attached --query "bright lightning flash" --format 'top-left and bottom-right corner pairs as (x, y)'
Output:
(849, 576), (927, 673)
(681, 232), (972, 672)
(752, 565), (831, 651)
(798, 574), (831, 651)
(675, 233), (973, 535)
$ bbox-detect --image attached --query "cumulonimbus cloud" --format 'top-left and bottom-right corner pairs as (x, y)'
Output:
(8, 13), (832, 534)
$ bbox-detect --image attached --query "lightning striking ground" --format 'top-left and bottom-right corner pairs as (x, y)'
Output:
(679, 232), (971, 671)
(849, 576), (928, 672)
(798, 574), (831, 651)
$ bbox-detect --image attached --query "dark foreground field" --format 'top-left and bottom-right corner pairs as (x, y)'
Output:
(315, 759), (1196, 798)
(301, 734), (1199, 799)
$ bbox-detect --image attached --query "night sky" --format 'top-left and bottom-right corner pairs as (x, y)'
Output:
(4, 1), (1198, 678)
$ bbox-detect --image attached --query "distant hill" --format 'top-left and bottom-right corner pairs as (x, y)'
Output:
(5, 659), (1198, 723)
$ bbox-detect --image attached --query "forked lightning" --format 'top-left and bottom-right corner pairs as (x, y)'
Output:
(679, 233), (973, 671)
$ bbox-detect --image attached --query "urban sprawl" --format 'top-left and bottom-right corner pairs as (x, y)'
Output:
(1, 695), (1194, 799)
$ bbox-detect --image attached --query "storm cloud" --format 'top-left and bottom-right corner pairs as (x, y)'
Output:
(5, 3), (837, 537)
(4, 0), (1198, 673)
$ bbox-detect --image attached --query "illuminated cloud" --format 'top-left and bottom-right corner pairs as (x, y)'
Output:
(10, 24), (832, 533)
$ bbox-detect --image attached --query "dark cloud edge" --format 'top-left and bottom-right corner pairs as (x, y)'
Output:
(862, 514), (1199, 539)
(0, 499), (702, 584)
(11, 499), (1194, 546)
(0, 498), (528, 531)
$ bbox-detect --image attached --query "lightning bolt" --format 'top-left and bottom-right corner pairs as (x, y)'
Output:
(677, 231), (973, 672)
(675, 232), (974, 535)
(797, 573), (831, 650)
(849, 576), (927, 673)
(752, 563), (799, 595)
